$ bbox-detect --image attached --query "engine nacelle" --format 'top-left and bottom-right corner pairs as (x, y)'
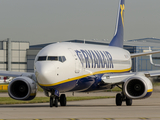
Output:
(123, 75), (153, 99)
(8, 76), (37, 100)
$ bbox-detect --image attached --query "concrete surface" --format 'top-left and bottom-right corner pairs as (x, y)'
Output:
(0, 89), (160, 120)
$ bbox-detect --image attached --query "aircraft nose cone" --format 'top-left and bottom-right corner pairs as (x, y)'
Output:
(35, 62), (55, 85)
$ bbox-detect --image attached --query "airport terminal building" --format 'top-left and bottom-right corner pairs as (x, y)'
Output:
(0, 39), (29, 72)
(1, 38), (160, 73)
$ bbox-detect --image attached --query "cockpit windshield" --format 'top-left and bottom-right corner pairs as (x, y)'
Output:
(48, 56), (58, 61)
(37, 56), (66, 62)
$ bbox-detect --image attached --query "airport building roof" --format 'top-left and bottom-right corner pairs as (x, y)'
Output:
(124, 38), (160, 47)
(30, 37), (160, 49)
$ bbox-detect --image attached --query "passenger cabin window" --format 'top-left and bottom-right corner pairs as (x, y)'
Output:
(38, 56), (47, 61)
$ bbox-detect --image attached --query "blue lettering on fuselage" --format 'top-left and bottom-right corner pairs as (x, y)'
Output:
(75, 50), (114, 68)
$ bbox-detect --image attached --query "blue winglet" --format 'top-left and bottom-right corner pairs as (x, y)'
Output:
(109, 0), (125, 48)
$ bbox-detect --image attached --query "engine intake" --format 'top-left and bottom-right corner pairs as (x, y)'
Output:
(127, 79), (145, 97)
(123, 75), (152, 99)
(8, 77), (37, 100)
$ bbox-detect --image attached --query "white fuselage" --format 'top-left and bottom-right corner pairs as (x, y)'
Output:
(34, 42), (131, 92)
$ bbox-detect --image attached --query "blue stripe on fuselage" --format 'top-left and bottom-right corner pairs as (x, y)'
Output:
(39, 71), (130, 92)
(39, 74), (103, 92)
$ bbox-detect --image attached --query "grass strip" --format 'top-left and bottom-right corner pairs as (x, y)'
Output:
(153, 82), (160, 86)
(0, 96), (114, 105)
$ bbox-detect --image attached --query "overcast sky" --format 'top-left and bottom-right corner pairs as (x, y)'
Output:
(0, 0), (160, 45)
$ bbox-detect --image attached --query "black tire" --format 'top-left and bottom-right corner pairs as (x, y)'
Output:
(126, 97), (132, 106)
(50, 97), (53, 107)
(60, 94), (67, 106)
(54, 97), (58, 107)
(116, 93), (122, 106)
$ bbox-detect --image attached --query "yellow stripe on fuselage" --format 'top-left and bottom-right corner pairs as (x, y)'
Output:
(38, 68), (131, 87)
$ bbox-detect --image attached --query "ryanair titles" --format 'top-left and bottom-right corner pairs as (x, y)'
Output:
(75, 50), (114, 68)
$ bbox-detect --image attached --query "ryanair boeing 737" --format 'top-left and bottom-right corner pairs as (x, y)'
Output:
(1, 0), (160, 107)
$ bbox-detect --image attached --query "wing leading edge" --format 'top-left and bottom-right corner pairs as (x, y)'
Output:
(131, 50), (160, 58)
(0, 71), (36, 82)
(101, 71), (160, 84)
(0, 71), (34, 77)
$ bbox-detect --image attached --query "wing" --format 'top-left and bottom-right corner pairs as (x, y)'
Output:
(101, 70), (160, 84)
(0, 71), (36, 83)
(0, 71), (34, 77)
(131, 50), (160, 58)
(100, 70), (160, 100)
(0, 71), (25, 77)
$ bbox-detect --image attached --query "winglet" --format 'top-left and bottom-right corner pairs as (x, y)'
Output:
(109, 0), (125, 48)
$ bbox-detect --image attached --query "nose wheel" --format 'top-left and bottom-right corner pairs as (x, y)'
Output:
(50, 96), (58, 107)
(49, 92), (67, 107)
(50, 96), (54, 107)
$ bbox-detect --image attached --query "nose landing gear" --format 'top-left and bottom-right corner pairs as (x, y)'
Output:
(50, 96), (58, 107)
(49, 90), (67, 107)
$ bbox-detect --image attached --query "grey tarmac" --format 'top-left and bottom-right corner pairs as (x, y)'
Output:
(0, 87), (160, 120)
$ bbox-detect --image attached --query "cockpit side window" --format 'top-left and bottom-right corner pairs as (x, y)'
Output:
(58, 56), (66, 62)
(38, 56), (47, 61)
(61, 56), (66, 62)
(59, 56), (62, 62)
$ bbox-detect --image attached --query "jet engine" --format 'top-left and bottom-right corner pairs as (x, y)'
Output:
(123, 75), (153, 99)
(8, 76), (37, 100)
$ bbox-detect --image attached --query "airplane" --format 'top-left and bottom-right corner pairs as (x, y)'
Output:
(0, 0), (160, 107)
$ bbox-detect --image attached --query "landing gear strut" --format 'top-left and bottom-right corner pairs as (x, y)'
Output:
(115, 85), (132, 106)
